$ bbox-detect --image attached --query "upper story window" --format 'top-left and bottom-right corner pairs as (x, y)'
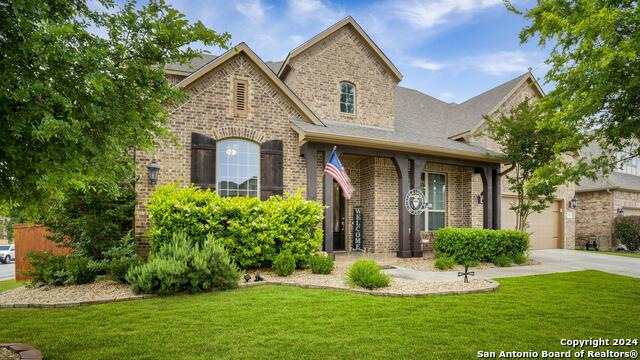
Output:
(616, 148), (640, 176)
(339, 82), (355, 114)
(216, 139), (259, 197)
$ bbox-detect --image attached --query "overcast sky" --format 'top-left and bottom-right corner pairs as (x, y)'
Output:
(160, 0), (549, 103)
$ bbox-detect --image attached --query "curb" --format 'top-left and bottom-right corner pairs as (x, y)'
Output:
(0, 294), (156, 309)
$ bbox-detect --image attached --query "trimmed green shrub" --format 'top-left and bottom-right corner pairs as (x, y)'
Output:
(126, 232), (241, 295)
(493, 255), (513, 267)
(433, 256), (456, 270)
(346, 259), (390, 289)
(434, 227), (529, 264)
(64, 256), (100, 284)
(273, 252), (296, 277)
(614, 216), (640, 251)
(25, 252), (99, 286)
(513, 253), (528, 265)
(97, 233), (141, 283)
(309, 253), (334, 274)
(146, 184), (324, 268)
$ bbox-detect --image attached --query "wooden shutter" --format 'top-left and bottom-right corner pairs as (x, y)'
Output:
(260, 140), (283, 200)
(191, 133), (216, 189)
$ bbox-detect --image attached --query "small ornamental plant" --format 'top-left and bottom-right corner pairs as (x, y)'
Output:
(309, 253), (334, 274)
(273, 252), (296, 277)
(346, 259), (390, 290)
(433, 256), (455, 270)
(493, 255), (513, 267)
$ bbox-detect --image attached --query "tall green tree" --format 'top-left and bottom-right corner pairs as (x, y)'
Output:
(485, 101), (581, 232)
(506, 0), (640, 170)
(0, 0), (230, 211)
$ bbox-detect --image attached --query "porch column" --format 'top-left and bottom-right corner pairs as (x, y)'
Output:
(411, 158), (427, 257)
(476, 166), (494, 229)
(492, 167), (501, 229)
(323, 148), (334, 253)
(301, 143), (317, 201)
(393, 156), (411, 258)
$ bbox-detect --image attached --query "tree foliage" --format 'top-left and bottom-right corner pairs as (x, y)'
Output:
(485, 101), (581, 231)
(0, 0), (230, 210)
(506, 0), (640, 170)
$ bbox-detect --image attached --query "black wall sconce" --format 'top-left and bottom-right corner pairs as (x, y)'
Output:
(568, 197), (577, 209)
(148, 159), (160, 185)
(476, 192), (484, 205)
(617, 207), (625, 216)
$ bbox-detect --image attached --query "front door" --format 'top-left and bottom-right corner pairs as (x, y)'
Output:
(333, 182), (346, 251)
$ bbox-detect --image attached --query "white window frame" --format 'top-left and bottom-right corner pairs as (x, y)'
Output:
(339, 82), (356, 115)
(215, 138), (260, 198)
(424, 172), (447, 231)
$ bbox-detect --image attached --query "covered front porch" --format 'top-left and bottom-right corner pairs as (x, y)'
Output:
(301, 142), (502, 258)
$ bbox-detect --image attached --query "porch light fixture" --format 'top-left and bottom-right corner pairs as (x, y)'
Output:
(617, 207), (624, 216)
(476, 192), (484, 205)
(568, 197), (577, 209)
(147, 160), (160, 185)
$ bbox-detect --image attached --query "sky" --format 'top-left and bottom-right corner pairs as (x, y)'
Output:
(163, 0), (550, 104)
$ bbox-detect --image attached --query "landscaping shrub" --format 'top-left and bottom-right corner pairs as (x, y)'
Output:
(99, 233), (141, 283)
(613, 216), (640, 251)
(64, 256), (100, 284)
(273, 252), (296, 277)
(433, 256), (456, 270)
(513, 253), (528, 265)
(493, 255), (513, 267)
(146, 183), (324, 268)
(434, 227), (529, 264)
(309, 253), (334, 274)
(26, 252), (99, 286)
(126, 232), (240, 295)
(346, 259), (390, 290)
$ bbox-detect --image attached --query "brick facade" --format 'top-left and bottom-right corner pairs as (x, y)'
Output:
(283, 25), (397, 129)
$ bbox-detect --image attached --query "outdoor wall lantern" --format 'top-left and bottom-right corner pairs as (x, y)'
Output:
(476, 192), (484, 205)
(148, 160), (160, 185)
(617, 207), (625, 216)
(568, 197), (577, 209)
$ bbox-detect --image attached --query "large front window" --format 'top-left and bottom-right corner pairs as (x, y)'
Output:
(339, 82), (355, 114)
(425, 173), (446, 231)
(216, 139), (259, 197)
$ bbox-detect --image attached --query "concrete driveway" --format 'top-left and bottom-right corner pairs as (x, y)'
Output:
(0, 262), (15, 281)
(385, 249), (640, 282)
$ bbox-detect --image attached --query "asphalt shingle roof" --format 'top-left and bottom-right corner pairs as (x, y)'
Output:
(576, 172), (640, 192)
(165, 54), (218, 73)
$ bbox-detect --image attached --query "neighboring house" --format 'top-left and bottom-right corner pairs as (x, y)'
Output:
(576, 152), (640, 249)
(134, 16), (576, 256)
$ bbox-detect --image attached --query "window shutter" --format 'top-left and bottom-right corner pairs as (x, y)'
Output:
(191, 133), (216, 189)
(260, 140), (283, 200)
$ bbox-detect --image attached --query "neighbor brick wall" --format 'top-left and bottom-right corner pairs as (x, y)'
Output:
(283, 25), (398, 128)
(575, 191), (613, 249)
(135, 53), (310, 250)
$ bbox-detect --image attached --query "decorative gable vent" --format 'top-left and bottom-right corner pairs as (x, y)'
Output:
(234, 79), (248, 116)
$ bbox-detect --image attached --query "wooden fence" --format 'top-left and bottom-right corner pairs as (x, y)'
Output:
(14, 224), (71, 281)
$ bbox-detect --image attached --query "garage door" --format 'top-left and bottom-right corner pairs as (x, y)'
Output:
(501, 196), (562, 250)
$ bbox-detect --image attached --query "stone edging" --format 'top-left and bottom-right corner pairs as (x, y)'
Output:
(0, 343), (43, 360)
(240, 279), (500, 297)
(0, 294), (155, 309)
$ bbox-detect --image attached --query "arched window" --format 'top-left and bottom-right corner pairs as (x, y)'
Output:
(339, 82), (355, 114)
(216, 139), (259, 197)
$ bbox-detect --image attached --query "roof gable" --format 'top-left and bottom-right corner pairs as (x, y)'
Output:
(277, 16), (402, 81)
(175, 43), (324, 126)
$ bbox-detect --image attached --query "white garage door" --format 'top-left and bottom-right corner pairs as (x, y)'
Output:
(501, 196), (562, 250)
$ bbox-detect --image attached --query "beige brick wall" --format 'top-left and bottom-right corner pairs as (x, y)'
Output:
(576, 191), (613, 249)
(135, 53), (310, 249)
(283, 25), (398, 128)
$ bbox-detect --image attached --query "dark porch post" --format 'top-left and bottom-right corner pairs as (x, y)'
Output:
(301, 143), (317, 201)
(476, 167), (494, 229)
(323, 148), (334, 253)
(492, 167), (501, 229)
(393, 156), (411, 258)
(411, 158), (427, 257)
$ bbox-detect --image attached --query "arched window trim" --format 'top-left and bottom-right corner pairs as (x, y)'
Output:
(216, 138), (260, 198)
(339, 81), (356, 115)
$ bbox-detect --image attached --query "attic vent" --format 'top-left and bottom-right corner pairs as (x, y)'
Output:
(234, 79), (248, 115)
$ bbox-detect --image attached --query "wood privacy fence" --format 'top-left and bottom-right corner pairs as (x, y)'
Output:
(14, 224), (71, 281)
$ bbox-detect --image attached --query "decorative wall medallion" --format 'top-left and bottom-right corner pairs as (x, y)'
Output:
(404, 189), (427, 215)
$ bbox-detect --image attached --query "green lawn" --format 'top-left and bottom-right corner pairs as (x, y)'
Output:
(577, 249), (640, 258)
(0, 271), (638, 359)
(0, 279), (22, 292)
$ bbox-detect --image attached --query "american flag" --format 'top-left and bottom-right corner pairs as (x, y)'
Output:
(324, 148), (354, 199)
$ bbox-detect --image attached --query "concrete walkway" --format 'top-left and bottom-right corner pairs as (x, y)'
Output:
(384, 249), (640, 281)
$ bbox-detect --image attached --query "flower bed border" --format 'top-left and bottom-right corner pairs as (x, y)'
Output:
(0, 343), (43, 360)
(0, 294), (155, 308)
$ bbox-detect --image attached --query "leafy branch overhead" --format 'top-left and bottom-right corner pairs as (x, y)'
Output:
(0, 0), (230, 210)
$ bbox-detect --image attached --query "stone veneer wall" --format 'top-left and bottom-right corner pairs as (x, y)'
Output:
(575, 191), (613, 249)
(283, 25), (398, 128)
(135, 53), (310, 252)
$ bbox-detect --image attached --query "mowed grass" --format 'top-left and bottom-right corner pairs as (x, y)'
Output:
(577, 249), (640, 258)
(0, 279), (22, 292)
(0, 271), (638, 359)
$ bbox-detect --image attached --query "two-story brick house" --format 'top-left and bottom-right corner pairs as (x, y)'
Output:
(134, 17), (576, 256)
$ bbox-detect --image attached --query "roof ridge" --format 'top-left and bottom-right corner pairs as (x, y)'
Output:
(459, 72), (529, 105)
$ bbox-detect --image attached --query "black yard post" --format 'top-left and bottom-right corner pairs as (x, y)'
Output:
(393, 156), (411, 258)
